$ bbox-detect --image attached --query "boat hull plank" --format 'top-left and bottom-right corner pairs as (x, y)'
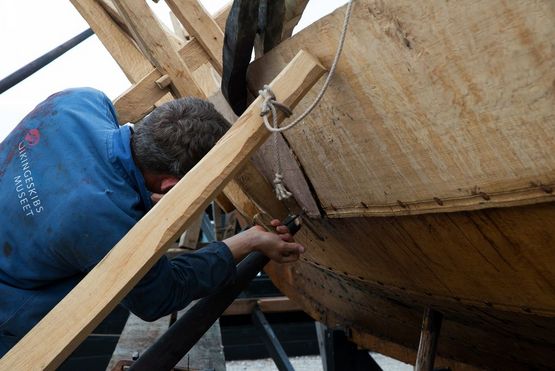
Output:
(248, 0), (555, 217)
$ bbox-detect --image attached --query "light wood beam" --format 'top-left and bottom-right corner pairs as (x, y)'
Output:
(0, 50), (325, 371)
(223, 297), (301, 316)
(113, 4), (230, 123)
(99, 0), (185, 50)
(70, 0), (152, 83)
(112, 0), (204, 98)
(166, 0), (225, 74)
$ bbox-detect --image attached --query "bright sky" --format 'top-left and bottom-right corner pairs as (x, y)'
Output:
(0, 0), (347, 141)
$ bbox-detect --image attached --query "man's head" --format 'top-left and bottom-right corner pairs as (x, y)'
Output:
(132, 97), (230, 194)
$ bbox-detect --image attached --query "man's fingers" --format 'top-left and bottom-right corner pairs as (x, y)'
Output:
(279, 233), (293, 242)
(279, 253), (300, 263)
(270, 219), (281, 227)
(281, 243), (304, 256)
(275, 225), (289, 234)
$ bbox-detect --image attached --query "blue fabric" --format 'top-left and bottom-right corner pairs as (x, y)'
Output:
(0, 88), (236, 356)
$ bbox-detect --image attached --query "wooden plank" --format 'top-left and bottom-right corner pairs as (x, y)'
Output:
(0, 50), (325, 371)
(174, 308), (226, 371)
(246, 0), (555, 217)
(415, 308), (443, 371)
(70, 0), (152, 83)
(166, 0), (225, 74)
(223, 297), (302, 316)
(107, 314), (171, 370)
(178, 215), (202, 249)
(98, 0), (185, 50)
(112, 4), (231, 124)
(112, 0), (204, 98)
(112, 46), (215, 124)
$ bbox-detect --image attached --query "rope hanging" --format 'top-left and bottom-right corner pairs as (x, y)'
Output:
(259, 0), (355, 200)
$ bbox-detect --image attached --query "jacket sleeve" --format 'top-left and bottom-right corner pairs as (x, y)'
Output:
(121, 241), (237, 321)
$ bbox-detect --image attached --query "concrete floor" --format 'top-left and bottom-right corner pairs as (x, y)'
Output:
(226, 354), (412, 370)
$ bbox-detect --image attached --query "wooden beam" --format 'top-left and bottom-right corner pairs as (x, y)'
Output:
(0, 50), (325, 371)
(112, 0), (204, 98)
(415, 308), (443, 371)
(99, 0), (185, 50)
(178, 215), (202, 249)
(113, 3), (230, 123)
(70, 0), (152, 83)
(166, 0), (225, 74)
(223, 297), (302, 316)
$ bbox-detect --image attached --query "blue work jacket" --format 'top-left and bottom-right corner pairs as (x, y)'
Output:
(0, 88), (236, 356)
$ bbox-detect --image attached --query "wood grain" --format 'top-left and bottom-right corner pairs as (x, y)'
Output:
(248, 0), (555, 217)
(415, 308), (443, 371)
(166, 0), (224, 74)
(70, 0), (153, 83)
(0, 50), (325, 371)
(112, 4), (231, 124)
(113, 0), (204, 98)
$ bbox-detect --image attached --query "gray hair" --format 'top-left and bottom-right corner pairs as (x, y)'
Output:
(131, 97), (230, 177)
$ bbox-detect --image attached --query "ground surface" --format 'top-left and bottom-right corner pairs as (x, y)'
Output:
(226, 354), (412, 370)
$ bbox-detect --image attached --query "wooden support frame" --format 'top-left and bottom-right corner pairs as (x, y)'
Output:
(112, 0), (204, 97)
(70, 0), (153, 83)
(0, 50), (325, 371)
(415, 308), (443, 371)
(166, 0), (225, 74)
(112, 3), (230, 123)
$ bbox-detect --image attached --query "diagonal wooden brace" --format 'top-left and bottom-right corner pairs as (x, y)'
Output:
(0, 49), (325, 371)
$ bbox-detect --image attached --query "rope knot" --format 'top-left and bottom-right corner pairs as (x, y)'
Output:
(273, 173), (293, 200)
(259, 85), (293, 122)
(257, 0), (354, 202)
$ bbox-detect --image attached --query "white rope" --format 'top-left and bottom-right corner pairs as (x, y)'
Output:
(259, 0), (355, 199)
(259, 0), (355, 133)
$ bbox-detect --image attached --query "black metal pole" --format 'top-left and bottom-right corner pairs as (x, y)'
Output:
(252, 306), (295, 371)
(129, 251), (270, 371)
(0, 28), (94, 94)
(129, 214), (301, 371)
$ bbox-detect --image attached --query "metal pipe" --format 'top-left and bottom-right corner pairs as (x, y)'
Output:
(129, 214), (301, 371)
(0, 28), (94, 94)
(129, 251), (270, 371)
(252, 306), (294, 371)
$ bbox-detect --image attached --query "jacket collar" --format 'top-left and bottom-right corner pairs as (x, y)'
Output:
(111, 125), (153, 211)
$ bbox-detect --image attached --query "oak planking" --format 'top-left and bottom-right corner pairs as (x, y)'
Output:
(258, 200), (555, 369)
(0, 50), (325, 371)
(266, 259), (549, 370)
(113, 0), (204, 98)
(166, 0), (224, 74)
(248, 0), (555, 217)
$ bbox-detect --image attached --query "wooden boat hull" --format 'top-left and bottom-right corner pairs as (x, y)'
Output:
(241, 0), (555, 369)
(264, 203), (555, 370)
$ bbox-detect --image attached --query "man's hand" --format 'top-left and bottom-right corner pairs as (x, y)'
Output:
(223, 219), (305, 263)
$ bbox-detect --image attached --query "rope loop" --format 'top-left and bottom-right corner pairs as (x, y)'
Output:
(257, 0), (355, 200)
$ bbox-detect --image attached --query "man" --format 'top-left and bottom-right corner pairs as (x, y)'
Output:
(0, 87), (304, 356)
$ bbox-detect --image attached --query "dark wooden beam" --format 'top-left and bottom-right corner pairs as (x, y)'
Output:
(415, 308), (443, 371)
